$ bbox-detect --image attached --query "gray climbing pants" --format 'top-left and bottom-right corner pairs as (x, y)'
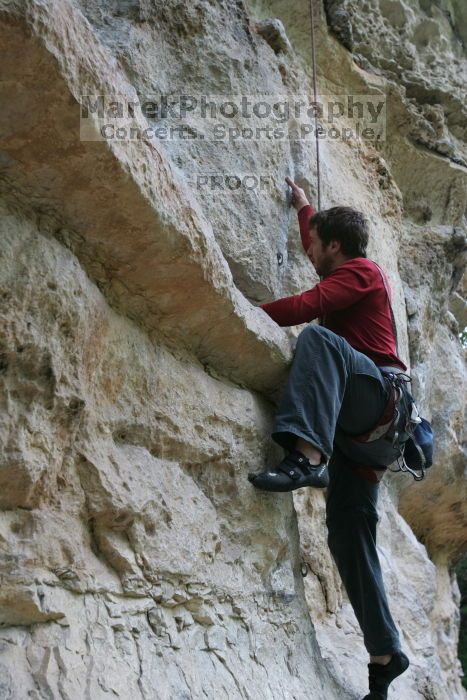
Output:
(272, 323), (402, 655)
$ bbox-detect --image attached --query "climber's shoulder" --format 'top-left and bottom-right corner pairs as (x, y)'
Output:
(332, 257), (379, 277)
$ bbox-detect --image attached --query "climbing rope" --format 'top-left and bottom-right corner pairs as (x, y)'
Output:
(308, 0), (321, 210)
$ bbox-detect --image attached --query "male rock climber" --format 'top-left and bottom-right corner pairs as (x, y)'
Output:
(248, 177), (410, 700)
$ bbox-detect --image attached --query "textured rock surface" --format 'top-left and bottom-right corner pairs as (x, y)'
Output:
(0, 0), (466, 698)
(324, 0), (467, 166)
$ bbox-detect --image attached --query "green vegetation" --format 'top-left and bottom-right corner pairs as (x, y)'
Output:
(455, 556), (467, 690)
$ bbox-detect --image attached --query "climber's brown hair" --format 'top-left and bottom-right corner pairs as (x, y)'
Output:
(309, 206), (369, 258)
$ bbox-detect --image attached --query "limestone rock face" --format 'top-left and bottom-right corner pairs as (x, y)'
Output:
(324, 0), (467, 166)
(0, 0), (466, 699)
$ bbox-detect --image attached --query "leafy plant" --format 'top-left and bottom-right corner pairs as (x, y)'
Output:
(455, 556), (467, 690)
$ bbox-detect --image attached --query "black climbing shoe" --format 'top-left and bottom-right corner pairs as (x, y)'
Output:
(248, 450), (329, 492)
(362, 651), (410, 700)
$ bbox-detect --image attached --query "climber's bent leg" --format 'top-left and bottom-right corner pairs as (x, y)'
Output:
(248, 324), (389, 492)
(271, 324), (387, 460)
(326, 446), (401, 656)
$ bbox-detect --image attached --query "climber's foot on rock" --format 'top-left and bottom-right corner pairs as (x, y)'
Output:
(248, 450), (329, 492)
(362, 650), (410, 700)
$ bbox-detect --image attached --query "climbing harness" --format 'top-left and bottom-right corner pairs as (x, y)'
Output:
(381, 371), (433, 481)
(344, 368), (432, 481)
(308, 0), (321, 210)
(347, 262), (434, 481)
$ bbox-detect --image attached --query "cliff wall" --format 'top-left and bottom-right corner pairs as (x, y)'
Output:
(0, 1), (465, 697)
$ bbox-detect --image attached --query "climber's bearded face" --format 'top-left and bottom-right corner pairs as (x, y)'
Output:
(307, 227), (339, 277)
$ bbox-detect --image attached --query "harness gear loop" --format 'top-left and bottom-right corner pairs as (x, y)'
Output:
(383, 372), (427, 481)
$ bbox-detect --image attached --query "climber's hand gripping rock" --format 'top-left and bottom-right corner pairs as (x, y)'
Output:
(285, 176), (309, 212)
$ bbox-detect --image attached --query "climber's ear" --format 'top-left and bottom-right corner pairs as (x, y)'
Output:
(328, 239), (341, 255)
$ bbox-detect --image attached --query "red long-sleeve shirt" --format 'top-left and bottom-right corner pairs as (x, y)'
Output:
(260, 204), (407, 371)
